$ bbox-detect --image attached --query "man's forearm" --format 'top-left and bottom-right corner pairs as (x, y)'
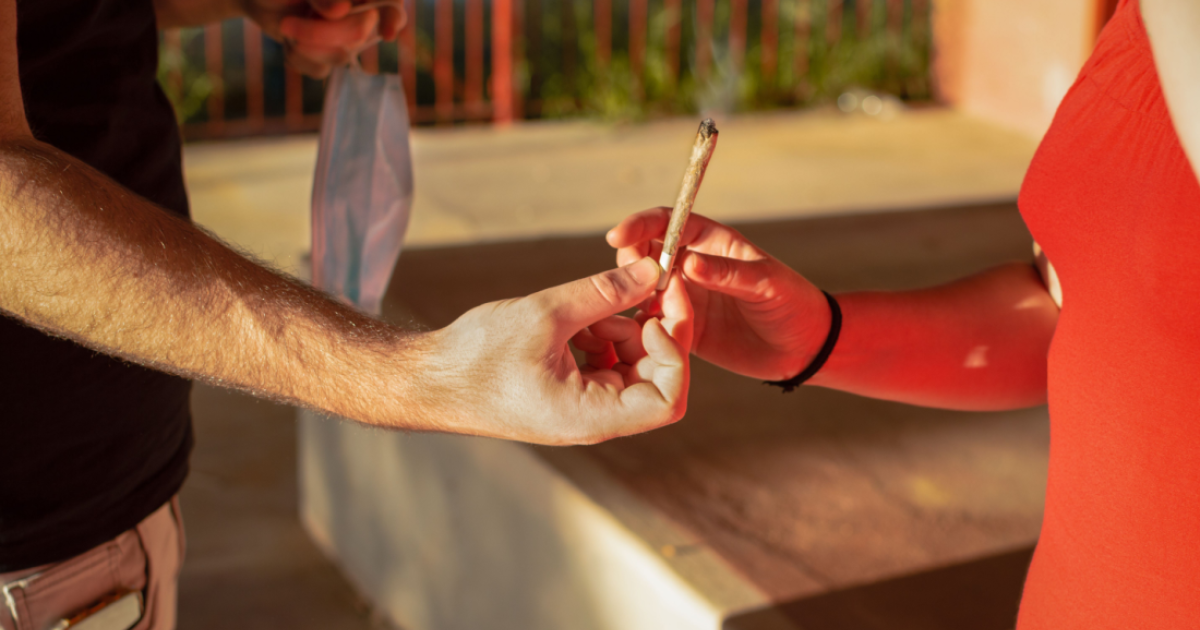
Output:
(810, 263), (1059, 411)
(0, 137), (431, 428)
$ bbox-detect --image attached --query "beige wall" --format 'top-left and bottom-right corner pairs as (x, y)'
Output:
(933, 0), (1104, 139)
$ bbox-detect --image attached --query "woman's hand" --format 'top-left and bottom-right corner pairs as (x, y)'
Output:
(608, 207), (829, 381)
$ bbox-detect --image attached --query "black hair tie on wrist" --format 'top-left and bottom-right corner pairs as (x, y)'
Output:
(764, 291), (842, 393)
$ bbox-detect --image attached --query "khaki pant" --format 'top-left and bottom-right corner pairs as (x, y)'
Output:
(0, 498), (184, 630)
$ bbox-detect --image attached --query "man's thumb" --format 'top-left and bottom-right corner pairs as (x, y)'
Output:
(538, 257), (661, 331)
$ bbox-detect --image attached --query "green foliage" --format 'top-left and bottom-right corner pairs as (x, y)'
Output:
(533, 0), (931, 123)
(156, 0), (932, 128)
(157, 29), (217, 125)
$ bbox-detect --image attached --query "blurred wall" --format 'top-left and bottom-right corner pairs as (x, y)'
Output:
(932, 0), (1106, 139)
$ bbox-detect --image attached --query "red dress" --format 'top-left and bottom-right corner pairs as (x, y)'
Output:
(1017, 0), (1200, 626)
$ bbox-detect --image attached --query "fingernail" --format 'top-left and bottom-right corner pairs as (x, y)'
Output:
(627, 257), (661, 284)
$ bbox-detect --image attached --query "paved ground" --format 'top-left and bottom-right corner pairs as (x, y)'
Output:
(179, 386), (393, 630)
(183, 107), (1036, 273)
(179, 107), (1039, 627)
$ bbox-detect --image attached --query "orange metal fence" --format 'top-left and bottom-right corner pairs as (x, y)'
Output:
(162, 0), (931, 139)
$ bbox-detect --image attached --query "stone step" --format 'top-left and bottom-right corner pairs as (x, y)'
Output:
(300, 203), (1047, 630)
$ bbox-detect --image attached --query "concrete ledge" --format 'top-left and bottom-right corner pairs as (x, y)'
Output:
(299, 204), (1048, 630)
(298, 417), (767, 630)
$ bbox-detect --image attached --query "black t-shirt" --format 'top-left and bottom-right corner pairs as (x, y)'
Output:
(1, 0), (194, 571)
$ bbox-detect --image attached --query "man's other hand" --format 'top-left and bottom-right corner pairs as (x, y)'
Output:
(244, 0), (406, 78)
(412, 257), (693, 446)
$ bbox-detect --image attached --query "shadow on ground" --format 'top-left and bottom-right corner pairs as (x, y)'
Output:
(180, 385), (396, 629)
(725, 546), (1034, 630)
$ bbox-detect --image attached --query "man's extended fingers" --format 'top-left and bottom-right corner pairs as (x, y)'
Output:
(681, 250), (776, 302)
(379, 6), (407, 39)
(280, 10), (380, 48)
(589, 315), (648, 365)
(571, 328), (611, 354)
(535, 257), (661, 334)
(308, 0), (354, 19)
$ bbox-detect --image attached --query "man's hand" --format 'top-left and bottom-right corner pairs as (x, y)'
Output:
(153, 0), (405, 78)
(244, 0), (405, 78)
(410, 257), (693, 446)
(608, 207), (829, 381)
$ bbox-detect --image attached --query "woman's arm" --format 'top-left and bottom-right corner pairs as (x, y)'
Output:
(610, 209), (1059, 411)
(809, 263), (1058, 411)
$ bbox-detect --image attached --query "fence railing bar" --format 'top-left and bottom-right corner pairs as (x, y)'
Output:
(696, 0), (714, 78)
(514, 0), (524, 118)
(762, 0), (779, 83)
(827, 0), (842, 45)
(435, 0), (455, 123)
(730, 0), (747, 68)
(492, 0), (516, 123)
(887, 0), (903, 34)
(560, 0), (579, 99)
(284, 67), (303, 129)
(630, 0), (647, 87)
(186, 114), (322, 140)
(400, 0), (417, 113)
(164, 30), (183, 103)
(412, 102), (494, 123)
(794, 0), (811, 93)
(526, 0), (543, 115)
(204, 23), (225, 136)
(244, 22), (265, 130)
(913, 0), (929, 35)
(594, 0), (611, 66)
(465, 0), (485, 114)
(664, 0), (681, 84)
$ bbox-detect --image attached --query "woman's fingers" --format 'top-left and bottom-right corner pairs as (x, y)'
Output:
(608, 208), (766, 261)
(607, 207), (672, 248)
(589, 315), (648, 366)
(616, 241), (660, 268)
(680, 250), (777, 303)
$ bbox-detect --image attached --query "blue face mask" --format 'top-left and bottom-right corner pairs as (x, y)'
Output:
(311, 64), (414, 316)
